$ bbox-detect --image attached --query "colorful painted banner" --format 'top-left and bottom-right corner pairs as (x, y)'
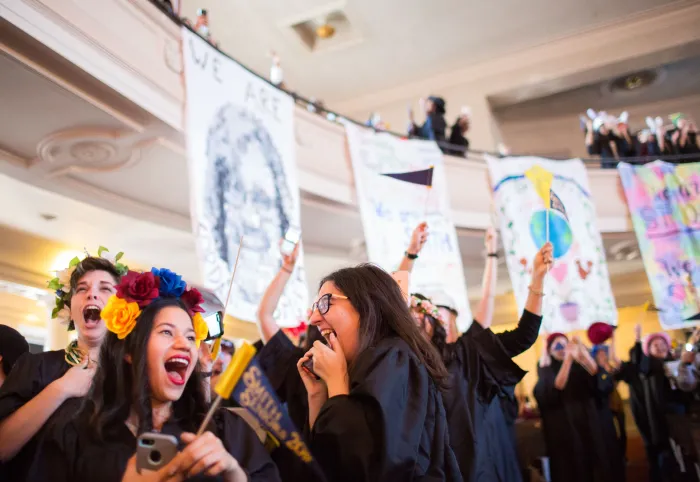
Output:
(487, 156), (617, 333)
(618, 161), (700, 329)
(182, 28), (307, 325)
(345, 123), (472, 331)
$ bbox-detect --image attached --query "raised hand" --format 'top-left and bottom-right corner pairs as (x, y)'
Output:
(532, 242), (553, 280)
(280, 240), (300, 270)
(407, 222), (429, 255)
(485, 226), (498, 254)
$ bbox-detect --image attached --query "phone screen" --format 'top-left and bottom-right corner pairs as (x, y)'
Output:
(204, 312), (223, 340)
(281, 227), (301, 255)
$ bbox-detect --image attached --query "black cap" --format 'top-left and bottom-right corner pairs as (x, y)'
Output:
(0, 325), (29, 375)
(428, 96), (446, 115)
(197, 8), (208, 15)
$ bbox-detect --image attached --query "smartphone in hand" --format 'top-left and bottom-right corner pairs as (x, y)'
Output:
(136, 433), (179, 474)
(281, 226), (301, 256)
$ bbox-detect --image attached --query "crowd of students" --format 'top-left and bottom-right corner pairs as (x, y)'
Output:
(582, 110), (699, 167)
(1, 223), (699, 481)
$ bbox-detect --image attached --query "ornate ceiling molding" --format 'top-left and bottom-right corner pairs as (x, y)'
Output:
(35, 128), (144, 178)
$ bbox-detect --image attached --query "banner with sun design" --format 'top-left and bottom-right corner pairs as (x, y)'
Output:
(487, 156), (616, 333)
(618, 161), (700, 329)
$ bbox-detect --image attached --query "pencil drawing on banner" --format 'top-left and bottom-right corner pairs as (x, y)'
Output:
(182, 28), (308, 325)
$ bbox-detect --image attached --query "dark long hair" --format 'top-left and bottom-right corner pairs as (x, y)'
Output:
(411, 293), (451, 364)
(319, 264), (450, 390)
(81, 297), (208, 441)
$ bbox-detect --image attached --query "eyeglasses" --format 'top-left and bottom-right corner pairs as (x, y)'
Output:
(311, 293), (348, 316)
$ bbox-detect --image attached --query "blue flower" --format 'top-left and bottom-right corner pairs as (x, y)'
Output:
(151, 267), (186, 297)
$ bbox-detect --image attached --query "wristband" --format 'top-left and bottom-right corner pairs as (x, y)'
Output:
(528, 285), (545, 296)
(487, 253), (498, 258)
(281, 266), (293, 274)
(405, 251), (419, 260)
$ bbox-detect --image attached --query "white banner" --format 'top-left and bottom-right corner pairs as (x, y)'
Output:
(487, 156), (616, 333)
(182, 29), (307, 325)
(346, 124), (472, 330)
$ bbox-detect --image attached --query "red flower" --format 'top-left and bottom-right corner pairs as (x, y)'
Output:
(286, 321), (307, 337)
(181, 288), (205, 316)
(116, 271), (160, 308)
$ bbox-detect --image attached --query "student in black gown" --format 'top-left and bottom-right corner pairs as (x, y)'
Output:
(534, 332), (622, 482)
(615, 325), (690, 482)
(400, 225), (548, 481)
(30, 268), (279, 482)
(254, 241), (327, 482)
(296, 264), (462, 482)
(0, 325), (29, 389)
(0, 255), (124, 482)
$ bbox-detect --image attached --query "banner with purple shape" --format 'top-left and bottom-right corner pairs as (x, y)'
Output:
(618, 161), (700, 329)
(487, 156), (616, 333)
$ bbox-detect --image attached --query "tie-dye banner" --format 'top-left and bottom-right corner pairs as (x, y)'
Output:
(617, 161), (700, 329)
(487, 156), (617, 333)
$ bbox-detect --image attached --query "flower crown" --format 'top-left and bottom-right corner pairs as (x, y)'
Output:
(101, 268), (208, 346)
(47, 247), (129, 331)
(410, 295), (441, 319)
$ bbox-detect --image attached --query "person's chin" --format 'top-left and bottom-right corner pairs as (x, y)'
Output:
(77, 320), (106, 339)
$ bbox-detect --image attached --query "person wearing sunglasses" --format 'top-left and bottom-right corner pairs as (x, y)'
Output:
(296, 264), (461, 482)
(534, 332), (621, 482)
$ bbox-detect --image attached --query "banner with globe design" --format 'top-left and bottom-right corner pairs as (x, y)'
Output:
(486, 156), (617, 333)
(618, 161), (700, 329)
(182, 28), (308, 326)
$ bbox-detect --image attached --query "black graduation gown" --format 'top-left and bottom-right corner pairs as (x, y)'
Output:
(0, 349), (77, 482)
(615, 343), (690, 449)
(445, 310), (541, 482)
(310, 336), (462, 482)
(28, 409), (280, 482)
(256, 331), (328, 482)
(534, 361), (619, 482)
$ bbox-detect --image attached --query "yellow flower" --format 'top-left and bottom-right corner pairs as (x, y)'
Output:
(101, 296), (141, 340)
(192, 313), (208, 347)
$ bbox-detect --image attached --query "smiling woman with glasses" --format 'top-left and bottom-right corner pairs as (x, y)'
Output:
(295, 263), (461, 482)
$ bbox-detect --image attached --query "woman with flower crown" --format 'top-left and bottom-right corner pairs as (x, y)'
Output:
(30, 267), (280, 482)
(0, 249), (126, 482)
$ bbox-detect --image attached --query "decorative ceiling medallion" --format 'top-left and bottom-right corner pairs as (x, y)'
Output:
(35, 128), (143, 178)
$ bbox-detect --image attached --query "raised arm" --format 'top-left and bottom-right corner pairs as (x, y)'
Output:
(256, 242), (299, 343)
(609, 328), (621, 370)
(473, 227), (498, 328)
(572, 337), (598, 375)
(397, 222), (428, 273)
(539, 331), (551, 367)
(554, 345), (576, 390)
(492, 243), (550, 356)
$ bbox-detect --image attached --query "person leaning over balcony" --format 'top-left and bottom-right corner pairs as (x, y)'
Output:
(0, 252), (126, 482)
(446, 109), (471, 157)
(408, 96), (448, 148)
